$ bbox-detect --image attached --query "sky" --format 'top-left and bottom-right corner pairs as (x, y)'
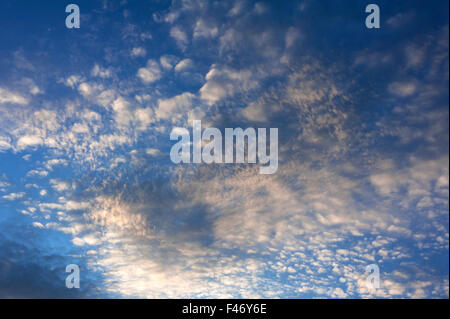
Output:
(0, 0), (448, 298)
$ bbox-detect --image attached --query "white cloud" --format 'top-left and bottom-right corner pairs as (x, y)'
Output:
(240, 101), (268, 122)
(156, 92), (195, 120)
(193, 19), (218, 38)
(0, 87), (28, 105)
(170, 26), (188, 50)
(111, 96), (134, 126)
(131, 47), (147, 58)
(0, 136), (11, 152)
(91, 64), (113, 78)
(26, 169), (48, 177)
(137, 59), (162, 83)
(17, 135), (43, 150)
(200, 66), (257, 105)
(32, 222), (45, 228)
(370, 173), (398, 195)
(65, 200), (90, 211)
(3, 192), (25, 200)
(73, 234), (101, 246)
(135, 107), (155, 129)
(388, 81), (416, 97)
(174, 58), (193, 72)
(160, 55), (177, 69)
(50, 179), (71, 192)
(146, 148), (162, 156)
(64, 75), (83, 88)
(45, 159), (68, 170)
(78, 82), (93, 97)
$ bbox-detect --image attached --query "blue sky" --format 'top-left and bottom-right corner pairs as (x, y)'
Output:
(0, 0), (448, 298)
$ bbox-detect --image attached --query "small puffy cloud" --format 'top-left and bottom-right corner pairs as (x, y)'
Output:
(170, 26), (188, 50)
(78, 82), (94, 97)
(91, 64), (113, 78)
(39, 189), (47, 196)
(135, 107), (155, 130)
(332, 287), (348, 298)
(72, 234), (101, 246)
(193, 19), (218, 38)
(146, 148), (162, 156)
(200, 66), (257, 105)
(16, 135), (43, 150)
(3, 192), (25, 200)
(240, 101), (267, 122)
(30, 86), (41, 95)
(436, 174), (449, 189)
(137, 59), (162, 83)
(131, 47), (147, 58)
(64, 75), (83, 88)
(160, 55), (178, 69)
(370, 173), (397, 195)
(65, 200), (90, 211)
(50, 179), (71, 192)
(45, 159), (68, 170)
(111, 96), (134, 126)
(387, 225), (412, 237)
(156, 92), (195, 120)
(0, 87), (28, 105)
(388, 81), (416, 97)
(0, 136), (11, 152)
(26, 169), (48, 177)
(32, 222), (45, 229)
(174, 58), (193, 72)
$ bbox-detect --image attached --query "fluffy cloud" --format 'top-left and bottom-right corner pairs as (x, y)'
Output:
(131, 47), (147, 58)
(0, 87), (28, 105)
(16, 135), (43, 150)
(3, 192), (25, 200)
(388, 81), (417, 97)
(155, 92), (195, 120)
(137, 59), (162, 83)
(91, 64), (113, 78)
(174, 58), (193, 72)
(170, 26), (189, 50)
(200, 66), (258, 105)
